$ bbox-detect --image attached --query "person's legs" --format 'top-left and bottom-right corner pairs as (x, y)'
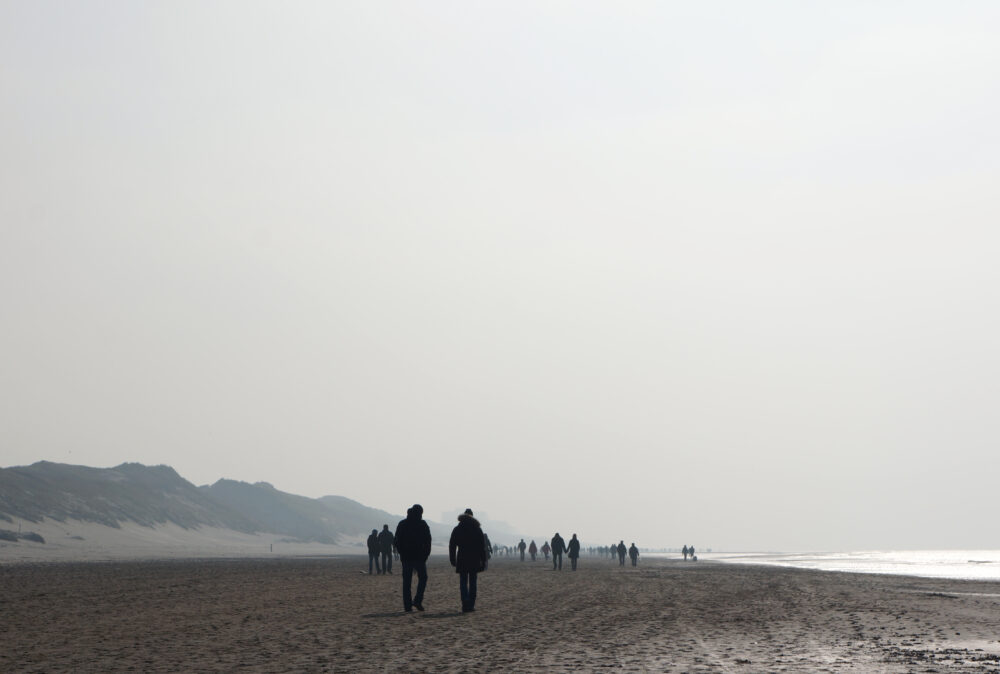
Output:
(468, 571), (478, 610)
(382, 551), (392, 574)
(571, 557), (577, 571)
(413, 560), (428, 609)
(459, 572), (470, 610)
(552, 553), (557, 570)
(401, 561), (413, 611)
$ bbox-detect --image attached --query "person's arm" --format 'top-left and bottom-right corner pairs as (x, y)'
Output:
(423, 522), (432, 560)
(449, 528), (458, 567)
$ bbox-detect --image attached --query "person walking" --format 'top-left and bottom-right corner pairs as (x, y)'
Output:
(567, 533), (581, 571)
(483, 532), (493, 571)
(617, 540), (627, 566)
(518, 539), (527, 561)
(689, 545), (696, 561)
(541, 541), (551, 561)
(366, 529), (381, 575)
(628, 542), (640, 567)
(551, 532), (567, 570)
(682, 545), (689, 561)
(377, 524), (394, 574)
(528, 540), (537, 561)
(394, 504), (432, 612)
(449, 508), (487, 613)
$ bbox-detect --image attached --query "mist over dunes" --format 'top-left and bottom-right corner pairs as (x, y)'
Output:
(0, 461), (474, 559)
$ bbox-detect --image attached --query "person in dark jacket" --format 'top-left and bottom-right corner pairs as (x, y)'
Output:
(366, 529), (381, 575)
(449, 508), (487, 612)
(377, 524), (394, 574)
(551, 532), (567, 570)
(567, 533), (581, 570)
(617, 541), (627, 566)
(394, 504), (432, 612)
(517, 539), (526, 561)
(628, 542), (640, 566)
(528, 540), (537, 561)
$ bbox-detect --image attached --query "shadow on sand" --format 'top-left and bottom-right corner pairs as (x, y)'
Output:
(361, 611), (411, 618)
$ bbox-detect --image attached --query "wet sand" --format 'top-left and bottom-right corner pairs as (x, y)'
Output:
(3, 556), (1000, 672)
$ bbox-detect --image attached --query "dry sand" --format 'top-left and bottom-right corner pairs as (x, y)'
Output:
(3, 555), (1000, 672)
(0, 518), (368, 562)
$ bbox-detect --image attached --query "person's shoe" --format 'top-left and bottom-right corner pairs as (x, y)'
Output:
(413, 601), (424, 611)
(404, 607), (413, 613)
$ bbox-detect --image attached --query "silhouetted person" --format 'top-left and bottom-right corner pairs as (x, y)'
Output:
(610, 543), (617, 560)
(567, 534), (581, 570)
(551, 532), (566, 570)
(367, 529), (381, 575)
(690, 545), (696, 561)
(449, 508), (487, 613)
(628, 542), (639, 566)
(529, 540), (537, 561)
(518, 539), (527, 561)
(394, 504), (431, 612)
(378, 524), (394, 574)
(541, 541), (551, 561)
(682, 545), (689, 561)
(617, 541), (626, 566)
(483, 533), (493, 571)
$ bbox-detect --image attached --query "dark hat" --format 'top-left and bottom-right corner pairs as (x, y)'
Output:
(411, 503), (423, 515)
(464, 508), (474, 517)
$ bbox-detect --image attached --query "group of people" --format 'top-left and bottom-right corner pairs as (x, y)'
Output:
(371, 504), (683, 613)
(513, 533), (582, 570)
(376, 503), (485, 613)
(365, 525), (397, 575)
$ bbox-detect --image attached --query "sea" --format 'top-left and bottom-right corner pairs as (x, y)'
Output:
(693, 550), (1000, 582)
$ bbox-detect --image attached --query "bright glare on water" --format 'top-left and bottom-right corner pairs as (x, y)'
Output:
(705, 550), (1000, 581)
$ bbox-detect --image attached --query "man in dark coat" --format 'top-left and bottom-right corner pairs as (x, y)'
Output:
(449, 508), (487, 613)
(366, 529), (380, 575)
(628, 542), (640, 566)
(617, 540), (627, 566)
(377, 524), (394, 574)
(394, 504), (432, 612)
(551, 532), (566, 570)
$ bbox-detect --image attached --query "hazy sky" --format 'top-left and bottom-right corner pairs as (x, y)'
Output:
(3, 2), (998, 551)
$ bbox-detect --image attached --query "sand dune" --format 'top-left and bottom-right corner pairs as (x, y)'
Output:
(0, 518), (366, 562)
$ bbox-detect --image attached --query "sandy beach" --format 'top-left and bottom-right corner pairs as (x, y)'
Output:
(3, 556), (1000, 672)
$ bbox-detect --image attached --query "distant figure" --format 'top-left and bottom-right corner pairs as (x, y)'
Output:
(610, 543), (617, 560)
(551, 532), (567, 570)
(567, 534), (581, 571)
(690, 545), (696, 561)
(529, 540), (538, 561)
(682, 545), (689, 561)
(518, 539), (527, 562)
(617, 541), (627, 566)
(394, 505), (432, 612)
(541, 541), (551, 561)
(628, 542), (639, 567)
(483, 533), (493, 571)
(378, 524), (394, 574)
(449, 508), (487, 613)
(367, 529), (381, 575)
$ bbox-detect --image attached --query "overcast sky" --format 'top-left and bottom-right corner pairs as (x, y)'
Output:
(2, 1), (998, 551)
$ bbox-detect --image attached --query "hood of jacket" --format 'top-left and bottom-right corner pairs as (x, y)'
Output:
(457, 513), (480, 527)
